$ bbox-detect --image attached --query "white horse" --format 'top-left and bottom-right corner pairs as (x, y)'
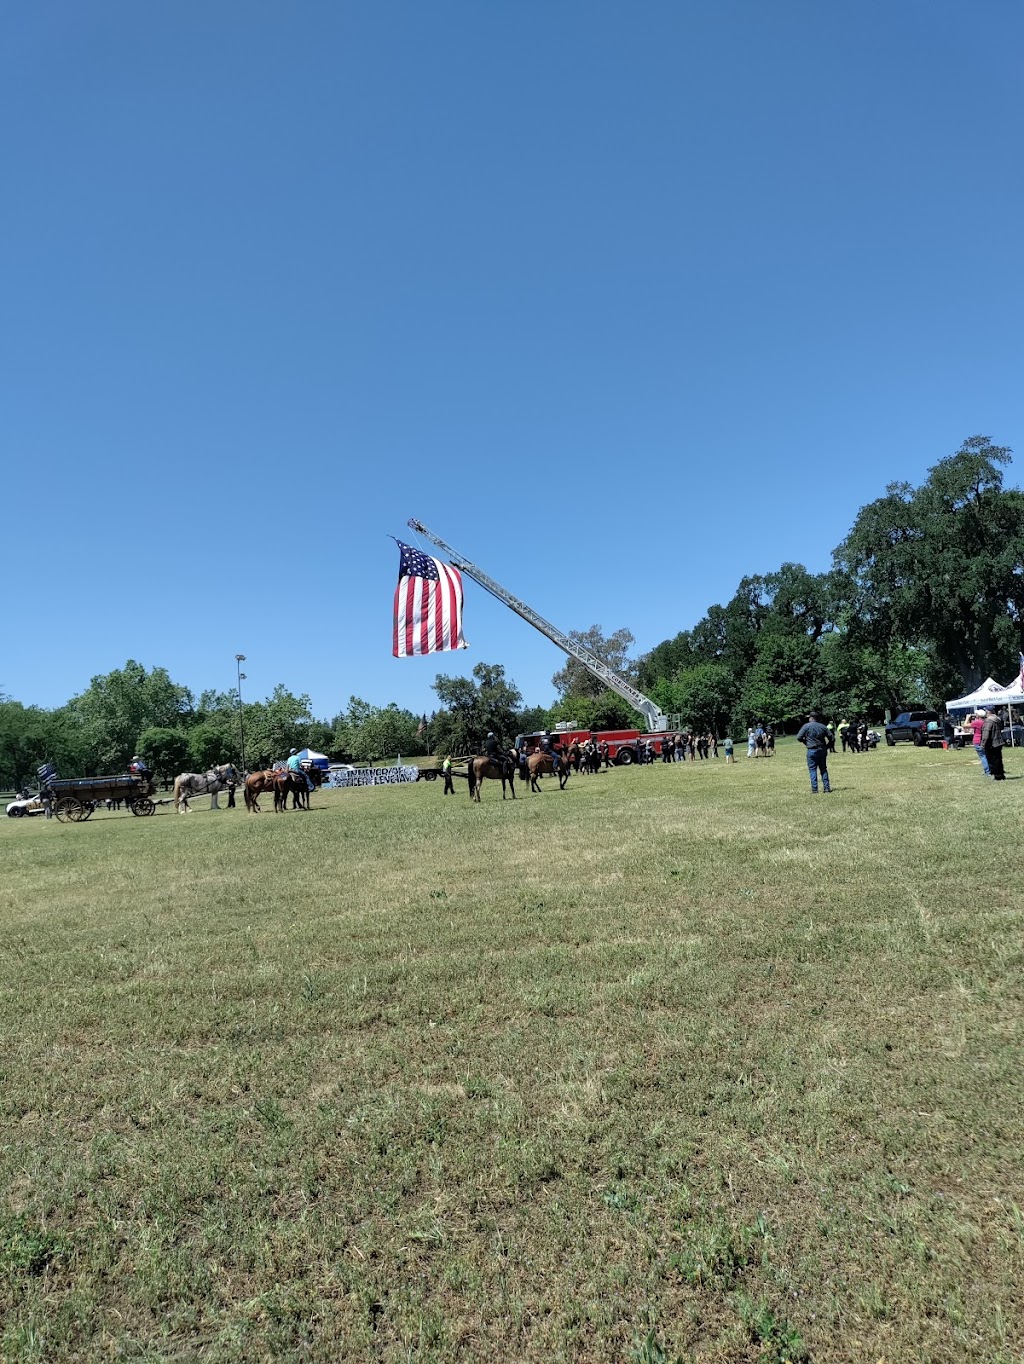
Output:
(173, 764), (238, 813)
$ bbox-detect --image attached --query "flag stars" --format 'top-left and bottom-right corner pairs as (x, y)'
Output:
(398, 542), (440, 580)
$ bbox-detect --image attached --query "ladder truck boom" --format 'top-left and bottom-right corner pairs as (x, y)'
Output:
(407, 519), (668, 732)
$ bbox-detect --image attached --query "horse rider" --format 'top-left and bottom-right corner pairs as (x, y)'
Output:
(483, 731), (511, 777)
(538, 731), (562, 775)
(483, 731), (503, 763)
(286, 748), (314, 792)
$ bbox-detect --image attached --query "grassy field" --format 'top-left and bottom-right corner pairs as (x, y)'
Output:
(2, 741), (1023, 1363)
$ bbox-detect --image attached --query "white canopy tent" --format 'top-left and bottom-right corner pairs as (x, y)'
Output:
(946, 675), (1023, 748)
(945, 677), (1009, 712)
(988, 680), (1024, 706)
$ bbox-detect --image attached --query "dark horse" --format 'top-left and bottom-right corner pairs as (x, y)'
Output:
(244, 766), (323, 812)
(467, 753), (516, 802)
(274, 765), (325, 812)
(520, 751), (570, 793)
(274, 764), (325, 812)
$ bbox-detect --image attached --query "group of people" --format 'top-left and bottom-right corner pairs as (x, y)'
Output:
(652, 733), (719, 763)
(745, 726), (776, 758)
(968, 707), (1007, 781)
(837, 720), (875, 753)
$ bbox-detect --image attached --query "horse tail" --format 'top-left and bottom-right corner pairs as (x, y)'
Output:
(243, 780), (253, 811)
(173, 776), (182, 812)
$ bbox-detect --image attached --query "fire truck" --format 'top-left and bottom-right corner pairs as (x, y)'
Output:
(407, 519), (686, 759)
(515, 726), (677, 764)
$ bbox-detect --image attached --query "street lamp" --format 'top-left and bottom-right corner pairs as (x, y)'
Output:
(235, 654), (247, 775)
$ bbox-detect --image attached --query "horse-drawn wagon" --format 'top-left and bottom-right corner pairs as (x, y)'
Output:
(45, 772), (157, 822)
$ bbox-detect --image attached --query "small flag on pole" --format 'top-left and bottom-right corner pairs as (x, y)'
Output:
(393, 540), (467, 657)
(416, 715), (426, 736)
(1018, 651), (1024, 693)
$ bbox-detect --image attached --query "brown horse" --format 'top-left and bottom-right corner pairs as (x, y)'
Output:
(245, 765), (324, 812)
(243, 769), (278, 812)
(467, 753), (516, 802)
(522, 751), (570, 793)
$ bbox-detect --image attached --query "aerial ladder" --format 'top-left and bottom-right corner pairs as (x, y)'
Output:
(407, 519), (668, 733)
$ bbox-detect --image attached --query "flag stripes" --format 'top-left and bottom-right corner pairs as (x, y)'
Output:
(393, 541), (467, 656)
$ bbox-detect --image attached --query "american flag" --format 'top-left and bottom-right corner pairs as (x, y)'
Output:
(1019, 651), (1024, 693)
(393, 541), (467, 657)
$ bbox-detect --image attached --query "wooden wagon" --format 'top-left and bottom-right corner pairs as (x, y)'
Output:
(45, 773), (157, 822)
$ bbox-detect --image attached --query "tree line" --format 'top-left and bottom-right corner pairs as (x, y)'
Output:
(634, 436), (1024, 732)
(3, 437), (1021, 789)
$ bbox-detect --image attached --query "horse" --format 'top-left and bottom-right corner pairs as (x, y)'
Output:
(244, 764), (323, 812)
(273, 765), (325, 812)
(173, 764), (239, 813)
(466, 753), (517, 802)
(243, 769), (278, 813)
(521, 750), (570, 793)
(565, 741), (583, 772)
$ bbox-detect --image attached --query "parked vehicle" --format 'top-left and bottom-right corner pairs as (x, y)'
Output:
(6, 794), (45, 818)
(885, 711), (941, 746)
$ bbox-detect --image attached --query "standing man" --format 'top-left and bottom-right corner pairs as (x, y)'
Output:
(796, 710), (832, 795)
(441, 754), (455, 795)
(981, 707), (1006, 781)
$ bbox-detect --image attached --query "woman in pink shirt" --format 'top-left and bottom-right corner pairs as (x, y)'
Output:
(970, 712), (990, 776)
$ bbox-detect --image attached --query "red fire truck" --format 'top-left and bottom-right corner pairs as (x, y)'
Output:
(515, 727), (678, 764)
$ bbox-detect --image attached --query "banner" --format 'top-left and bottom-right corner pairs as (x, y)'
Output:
(328, 766), (420, 788)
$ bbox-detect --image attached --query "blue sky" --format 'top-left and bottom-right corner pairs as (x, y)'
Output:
(4, 1), (1022, 721)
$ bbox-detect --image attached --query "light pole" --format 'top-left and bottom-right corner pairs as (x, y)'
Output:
(235, 655), (247, 775)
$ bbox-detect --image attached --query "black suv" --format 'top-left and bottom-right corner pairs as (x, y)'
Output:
(885, 710), (940, 746)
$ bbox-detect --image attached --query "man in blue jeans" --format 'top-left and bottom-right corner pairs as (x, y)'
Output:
(796, 710), (832, 794)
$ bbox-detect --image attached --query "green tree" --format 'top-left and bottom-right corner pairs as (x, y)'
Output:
(0, 700), (49, 791)
(835, 436), (1024, 694)
(187, 722), (234, 771)
(551, 626), (636, 700)
(547, 689), (638, 733)
(431, 663), (523, 754)
(137, 727), (190, 781)
(67, 662), (194, 771)
(738, 633), (821, 728)
(656, 663), (737, 734)
(334, 697), (424, 762)
(243, 686), (315, 766)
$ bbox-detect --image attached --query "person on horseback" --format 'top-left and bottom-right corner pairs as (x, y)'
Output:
(539, 731), (562, 775)
(483, 731), (512, 779)
(286, 748), (313, 792)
